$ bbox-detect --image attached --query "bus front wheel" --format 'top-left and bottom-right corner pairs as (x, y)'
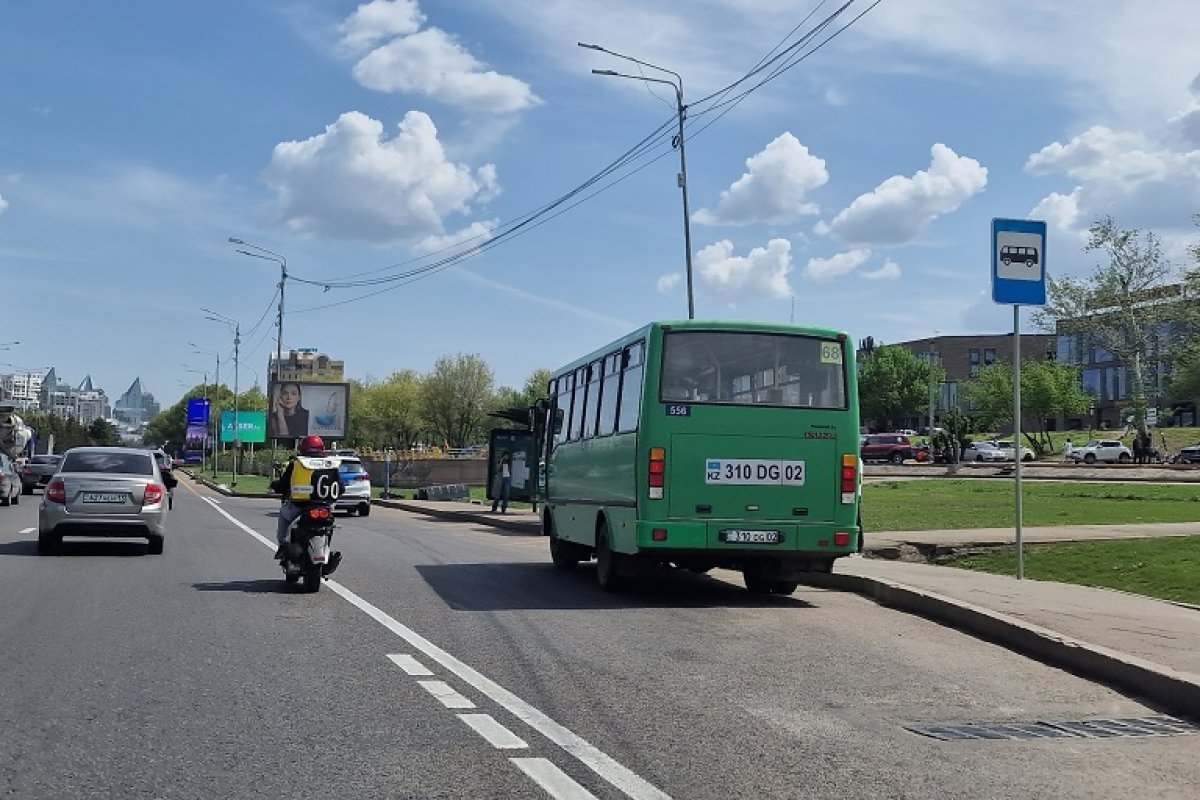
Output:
(594, 520), (622, 591)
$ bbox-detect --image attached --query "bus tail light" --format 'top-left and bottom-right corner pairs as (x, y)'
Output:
(652, 528), (668, 541)
(834, 532), (850, 547)
(840, 454), (857, 504)
(648, 447), (666, 499)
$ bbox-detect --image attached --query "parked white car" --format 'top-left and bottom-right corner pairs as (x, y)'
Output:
(962, 441), (1007, 462)
(1068, 439), (1132, 464)
(990, 440), (1035, 462)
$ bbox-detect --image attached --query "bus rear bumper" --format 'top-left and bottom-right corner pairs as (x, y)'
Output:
(634, 520), (858, 558)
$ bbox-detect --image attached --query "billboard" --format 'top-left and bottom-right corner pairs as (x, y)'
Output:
(266, 381), (349, 440)
(183, 399), (210, 463)
(219, 410), (267, 443)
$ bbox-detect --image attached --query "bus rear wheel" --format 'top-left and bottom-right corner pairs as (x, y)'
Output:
(594, 520), (622, 591)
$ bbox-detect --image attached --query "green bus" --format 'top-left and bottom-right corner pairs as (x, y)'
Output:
(540, 320), (861, 594)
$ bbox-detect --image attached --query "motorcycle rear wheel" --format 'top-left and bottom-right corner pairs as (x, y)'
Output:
(302, 567), (322, 593)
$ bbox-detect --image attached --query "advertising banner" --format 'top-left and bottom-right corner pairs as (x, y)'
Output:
(266, 381), (349, 440)
(183, 399), (210, 463)
(219, 410), (267, 443)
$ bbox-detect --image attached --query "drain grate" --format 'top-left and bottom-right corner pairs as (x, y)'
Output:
(907, 716), (1198, 742)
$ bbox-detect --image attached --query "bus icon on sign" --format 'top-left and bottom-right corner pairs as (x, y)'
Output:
(1000, 245), (1039, 267)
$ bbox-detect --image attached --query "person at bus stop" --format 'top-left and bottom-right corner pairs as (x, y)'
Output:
(269, 381), (309, 439)
(1062, 437), (1073, 463)
(269, 435), (326, 559)
(491, 451), (512, 513)
(1132, 434), (1144, 465)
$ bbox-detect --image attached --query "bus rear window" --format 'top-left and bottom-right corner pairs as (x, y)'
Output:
(660, 331), (846, 409)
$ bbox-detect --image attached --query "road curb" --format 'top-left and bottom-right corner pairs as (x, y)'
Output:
(372, 499), (542, 535)
(799, 570), (1200, 722)
(186, 473), (275, 499)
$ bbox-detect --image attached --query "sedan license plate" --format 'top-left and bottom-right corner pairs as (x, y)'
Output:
(720, 529), (783, 544)
(81, 492), (125, 504)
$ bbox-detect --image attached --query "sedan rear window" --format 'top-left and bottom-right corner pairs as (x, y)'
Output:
(339, 461), (368, 476)
(62, 452), (154, 475)
(32, 455), (62, 465)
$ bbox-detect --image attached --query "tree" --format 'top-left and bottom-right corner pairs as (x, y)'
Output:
(1033, 215), (1179, 432)
(86, 418), (122, 447)
(964, 360), (1093, 451)
(1169, 338), (1200, 408)
(488, 368), (552, 429)
(348, 371), (425, 450)
(23, 411), (91, 452)
(421, 354), (495, 448)
(857, 346), (932, 431)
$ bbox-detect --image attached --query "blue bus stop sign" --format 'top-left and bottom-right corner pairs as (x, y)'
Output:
(992, 218), (1046, 306)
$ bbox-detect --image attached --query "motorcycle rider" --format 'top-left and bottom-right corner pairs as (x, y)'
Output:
(270, 434), (328, 560)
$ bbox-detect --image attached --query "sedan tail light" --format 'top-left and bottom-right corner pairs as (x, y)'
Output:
(143, 483), (164, 505)
(45, 479), (66, 504)
(353, 474), (370, 482)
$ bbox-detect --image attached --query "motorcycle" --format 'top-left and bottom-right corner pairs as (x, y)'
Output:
(281, 502), (343, 592)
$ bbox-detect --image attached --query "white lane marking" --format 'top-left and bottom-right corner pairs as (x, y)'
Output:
(511, 758), (600, 800)
(199, 496), (672, 800)
(458, 714), (528, 749)
(419, 680), (476, 709)
(388, 653), (434, 676)
(20, 527), (35, 534)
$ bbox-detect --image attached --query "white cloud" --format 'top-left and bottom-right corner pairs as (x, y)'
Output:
(861, 259), (900, 281)
(1029, 188), (1082, 237)
(656, 273), (681, 294)
(0, 193), (8, 214)
(818, 144), (987, 245)
(1024, 123), (1200, 237)
(696, 238), (792, 302)
(338, 0), (424, 53)
(351, 27), (540, 113)
(693, 133), (828, 226)
(858, 1), (1200, 125)
(824, 87), (848, 107)
(264, 110), (499, 243)
(802, 248), (870, 282)
(413, 219), (497, 256)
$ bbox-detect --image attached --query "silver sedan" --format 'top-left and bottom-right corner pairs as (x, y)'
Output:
(38, 447), (171, 554)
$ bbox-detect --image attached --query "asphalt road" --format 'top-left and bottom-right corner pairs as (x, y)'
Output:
(1, 481), (1196, 799)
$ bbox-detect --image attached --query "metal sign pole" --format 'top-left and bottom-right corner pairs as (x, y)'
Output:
(1013, 305), (1024, 580)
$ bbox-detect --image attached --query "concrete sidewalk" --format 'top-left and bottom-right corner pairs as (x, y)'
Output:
(375, 496), (1200, 720)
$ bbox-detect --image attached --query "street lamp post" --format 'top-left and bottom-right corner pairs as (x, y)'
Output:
(190, 343), (221, 477)
(202, 310), (241, 488)
(579, 42), (695, 319)
(229, 237), (287, 466)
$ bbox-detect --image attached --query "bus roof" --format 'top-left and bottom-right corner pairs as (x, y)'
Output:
(549, 319), (850, 377)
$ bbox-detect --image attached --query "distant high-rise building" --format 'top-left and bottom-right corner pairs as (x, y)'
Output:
(113, 377), (160, 427)
(36, 369), (111, 422)
(0, 370), (46, 411)
(269, 350), (345, 383)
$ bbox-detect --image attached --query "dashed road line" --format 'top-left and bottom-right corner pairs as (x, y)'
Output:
(199, 495), (673, 800)
(511, 758), (600, 800)
(388, 653), (434, 676)
(458, 714), (529, 749)
(20, 527), (34, 535)
(419, 680), (477, 709)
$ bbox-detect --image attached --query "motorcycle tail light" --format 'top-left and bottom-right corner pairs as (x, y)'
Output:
(308, 507), (331, 520)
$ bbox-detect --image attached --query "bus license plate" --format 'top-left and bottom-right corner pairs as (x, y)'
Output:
(721, 529), (783, 544)
(705, 459), (805, 485)
(82, 492), (125, 504)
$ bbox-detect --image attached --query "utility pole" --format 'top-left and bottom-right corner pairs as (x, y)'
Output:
(230, 238), (287, 465)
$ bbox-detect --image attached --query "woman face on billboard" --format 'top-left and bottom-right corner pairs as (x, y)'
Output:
(277, 383), (302, 414)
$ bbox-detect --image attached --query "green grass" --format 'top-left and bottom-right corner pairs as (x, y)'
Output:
(946, 537), (1200, 605)
(863, 479), (1200, 531)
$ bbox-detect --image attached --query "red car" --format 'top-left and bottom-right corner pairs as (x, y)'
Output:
(860, 433), (915, 464)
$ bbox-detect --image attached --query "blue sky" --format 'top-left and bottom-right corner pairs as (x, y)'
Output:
(3, 1), (1200, 409)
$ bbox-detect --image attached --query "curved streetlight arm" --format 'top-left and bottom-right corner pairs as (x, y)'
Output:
(578, 42), (683, 87)
(591, 69), (681, 98)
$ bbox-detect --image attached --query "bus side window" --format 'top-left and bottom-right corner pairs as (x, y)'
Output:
(617, 341), (644, 432)
(572, 365), (590, 441)
(597, 352), (621, 436)
(555, 374), (573, 447)
(585, 359), (603, 438)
